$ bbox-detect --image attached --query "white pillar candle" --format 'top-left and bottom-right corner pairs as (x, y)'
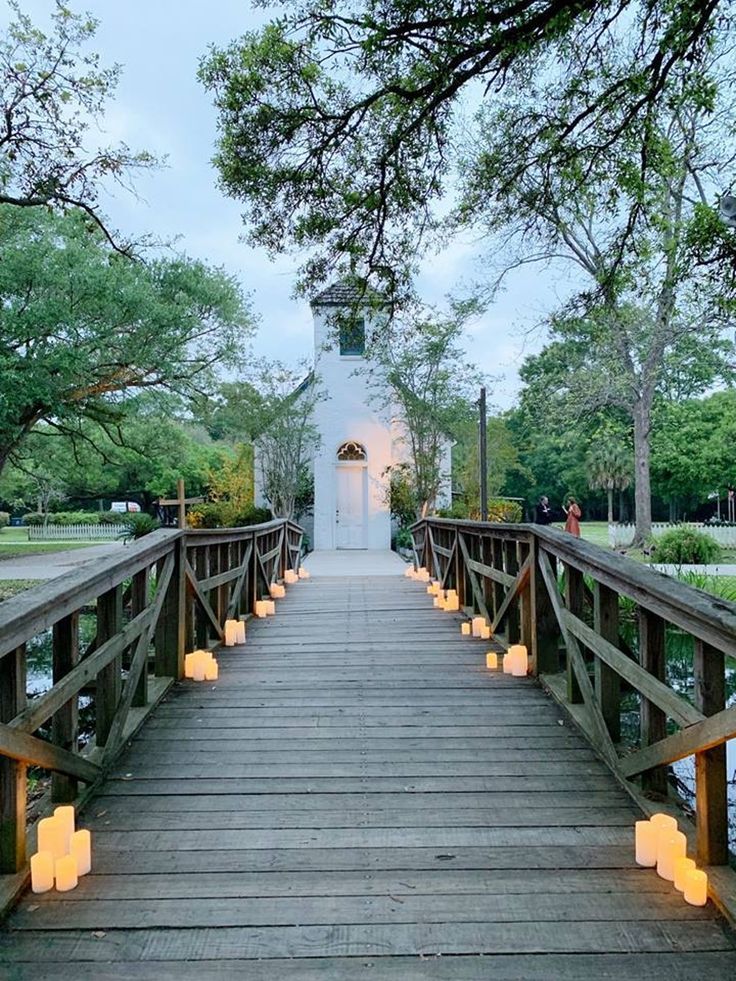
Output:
(265, 600), (276, 616)
(37, 817), (66, 860)
(480, 625), (491, 640)
(223, 620), (238, 646)
(205, 659), (219, 681)
(55, 854), (78, 892)
(54, 805), (75, 852)
(634, 820), (658, 867)
(192, 651), (208, 682)
(650, 813), (678, 836)
(503, 653), (514, 675)
(433, 597), (440, 608)
(30, 851), (54, 893)
(255, 600), (268, 617)
(673, 856), (696, 891)
(511, 655), (527, 677)
(657, 830), (686, 881)
(471, 617), (486, 637)
(299, 567), (309, 579)
(70, 829), (91, 876)
(486, 652), (498, 669)
(461, 623), (471, 636)
(683, 869), (708, 906)
(184, 651), (197, 678)
(235, 620), (246, 644)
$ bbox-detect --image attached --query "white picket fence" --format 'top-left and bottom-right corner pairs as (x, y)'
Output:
(609, 522), (736, 549)
(28, 523), (123, 541)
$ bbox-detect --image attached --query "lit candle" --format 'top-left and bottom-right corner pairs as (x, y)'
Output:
(635, 820), (658, 867)
(37, 817), (66, 860)
(461, 623), (471, 636)
(265, 600), (276, 616)
(235, 620), (246, 644)
(503, 653), (514, 675)
(224, 620), (238, 646)
(54, 805), (75, 851)
(657, 830), (686, 881)
(285, 570), (297, 584)
(426, 585), (433, 594)
(205, 659), (219, 681)
(70, 830), (91, 876)
(55, 855), (78, 892)
(480, 625), (491, 640)
(684, 869), (708, 906)
(255, 600), (268, 617)
(404, 566), (413, 578)
(184, 651), (197, 678)
(429, 582), (440, 595)
(192, 651), (209, 682)
(650, 813), (678, 835)
(433, 597), (440, 608)
(299, 567), (310, 579)
(673, 856), (696, 891)
(486, 652), (498, 669)
(471, 617), (485, 637)
(30, 851), (54, 893)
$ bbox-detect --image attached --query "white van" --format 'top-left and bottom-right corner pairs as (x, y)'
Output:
(109, 501), (141, 513)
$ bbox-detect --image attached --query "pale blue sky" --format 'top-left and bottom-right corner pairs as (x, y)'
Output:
(5, 1), (580, 408)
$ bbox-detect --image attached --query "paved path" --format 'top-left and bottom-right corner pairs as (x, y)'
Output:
(0, 542), (125, 580)
(652, 564), (736, 577)
(304, 548), (407, 576)
(2, 572), (735, 978)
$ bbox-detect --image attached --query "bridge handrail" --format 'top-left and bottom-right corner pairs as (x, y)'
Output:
(0, 517), (303, 883)
(412, 517), (735, 873)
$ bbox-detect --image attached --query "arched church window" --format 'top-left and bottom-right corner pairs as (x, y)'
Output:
(336, 441), (367, 461)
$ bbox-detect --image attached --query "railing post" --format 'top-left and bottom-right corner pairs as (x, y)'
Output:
(51, 613), (79, 802)
(564, 564), (584, 704)
(217, 542), (229, 627)
(0, 645), (27, 873)
(96, 584), (123, 748)
(593, 583), (621, 742)
(194, 545), (209, 649)
(155, 537), (186, 680)
(529, 538), (558, 675)
(131, 569), (150, 708)
(639, 609), (668, 796)
(693, 640), (728, 866)
(503, 539), (520, 643)
(518, 539), (533, 653)
(491, 537), (504, 628)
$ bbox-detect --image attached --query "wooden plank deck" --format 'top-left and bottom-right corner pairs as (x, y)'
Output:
(1, 574), (735, 979)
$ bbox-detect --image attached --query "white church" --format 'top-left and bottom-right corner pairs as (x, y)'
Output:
(256, 283), (452, 551)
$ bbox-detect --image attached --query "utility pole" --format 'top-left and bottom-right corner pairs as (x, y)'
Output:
(479, 386), (488, 522)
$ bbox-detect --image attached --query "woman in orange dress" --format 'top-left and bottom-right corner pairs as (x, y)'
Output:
(563, 497), (582, 537)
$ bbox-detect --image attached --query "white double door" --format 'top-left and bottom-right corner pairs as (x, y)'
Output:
(335, 466), (367, 549)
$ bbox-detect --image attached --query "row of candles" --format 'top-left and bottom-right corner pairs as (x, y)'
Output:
(406, 565), (529, 674)
(31, 805), (91, 893)
(185, 648), (220, 681)
(635, 813), (708, 906)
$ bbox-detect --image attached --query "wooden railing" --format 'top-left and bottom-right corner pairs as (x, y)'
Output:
(0, 518), (303, 883)
(412, 518), (736, 872)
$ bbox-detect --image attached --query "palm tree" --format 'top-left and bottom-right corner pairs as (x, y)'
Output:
(587, 444), (632, 524)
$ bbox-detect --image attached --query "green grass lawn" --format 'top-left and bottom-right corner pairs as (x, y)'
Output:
(0, 526), (102, 560)
(0, 579), (41, 602)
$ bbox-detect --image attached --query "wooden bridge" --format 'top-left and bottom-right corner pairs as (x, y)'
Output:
(1, 518), (735, 978)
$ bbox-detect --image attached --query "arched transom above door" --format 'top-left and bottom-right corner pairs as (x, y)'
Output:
(336, 441), (367, 461)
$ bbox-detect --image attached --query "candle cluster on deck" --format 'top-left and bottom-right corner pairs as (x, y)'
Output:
(430, 587), (459, 611)
(635, 813), (708, 906)
(270, 583), (286, 599)
(255, 598), (276, 617)
(185, 649), (219, 681)
(31, 806), (91, 894)
(223, 618), (246, 646)
(503, 644), (528, 677)
(405, 565), (430, 582)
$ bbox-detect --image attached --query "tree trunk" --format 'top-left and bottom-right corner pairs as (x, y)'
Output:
(607, 488), (614, 525)
(633, 401), (652, 544)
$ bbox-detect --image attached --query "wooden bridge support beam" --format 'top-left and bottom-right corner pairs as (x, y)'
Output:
(51, 614), (79, 802)
(0, 645), (26, 873)
(639, 609), (668, 797)
(694, 640), (729, 866)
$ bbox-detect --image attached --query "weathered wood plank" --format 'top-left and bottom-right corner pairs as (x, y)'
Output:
(0, 644), (26, 873)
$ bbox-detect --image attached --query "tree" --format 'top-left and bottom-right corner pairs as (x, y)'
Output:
(453, 415), (526, 518)
(369, 308), (480, 517)
(0, 206), (254, 479)
(460, 56), (736, 541)
(586, 444), (632, 524)
(0, 1), (155, 249)
(199, 0), (722, 296)
(202, 365), (323, 521)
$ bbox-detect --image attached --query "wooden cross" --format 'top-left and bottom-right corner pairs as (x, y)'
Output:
(159, 479), (204, 528)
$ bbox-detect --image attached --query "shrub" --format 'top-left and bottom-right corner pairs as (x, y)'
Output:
(651, 528), (721, 565)
(487, 499), (523, 523)
(24, 511), (101, 526)
(99, 511), (127, 524)
(0, 511), (9, 528)
(22, 513), (45, 526)
(121, 514), (160, 540)
(187, 503), (273, 529)
(435, 500), (469, 520)
(395, 527), (414, 549)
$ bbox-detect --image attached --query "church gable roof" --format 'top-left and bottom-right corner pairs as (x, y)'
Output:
(310, 280), (383, 308)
